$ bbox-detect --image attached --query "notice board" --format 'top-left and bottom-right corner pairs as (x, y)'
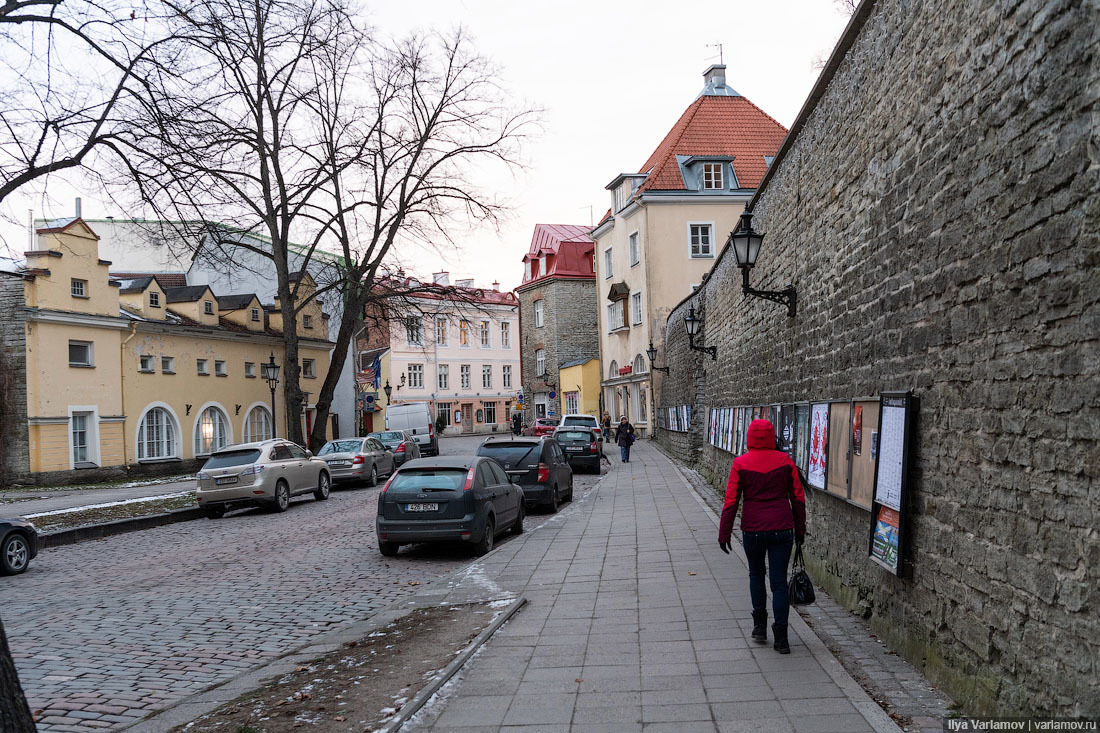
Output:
(868, 391), (914, 575)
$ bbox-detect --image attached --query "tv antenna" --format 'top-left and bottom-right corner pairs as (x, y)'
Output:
(706, 42), (723, 65)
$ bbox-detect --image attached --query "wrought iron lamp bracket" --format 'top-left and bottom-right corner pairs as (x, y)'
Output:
(741, 268), (797, 318)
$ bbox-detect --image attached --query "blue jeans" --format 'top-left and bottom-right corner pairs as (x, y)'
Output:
(742, 529), (794, 626)
(620, 444), (631, 461)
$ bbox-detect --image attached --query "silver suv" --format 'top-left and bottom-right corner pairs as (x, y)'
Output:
(195, 440), (331, 518)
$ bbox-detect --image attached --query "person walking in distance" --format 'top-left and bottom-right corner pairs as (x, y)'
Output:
(718, 419), (806, 654)
(601, 412), (613, 454)
(616, 415), (635, 463)
(511, 411), (522, 436)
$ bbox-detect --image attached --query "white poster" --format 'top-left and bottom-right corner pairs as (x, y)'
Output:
(875, 403), (906, 510)
(808, 403), (829, 490)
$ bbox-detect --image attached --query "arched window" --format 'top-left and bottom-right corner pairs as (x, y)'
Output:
(243, 406), (272, 442)
(138, 407), (178, 460)
(194, 406), (229, 455)
(633, 354), (646, 374)
(608, 360), (618, 378)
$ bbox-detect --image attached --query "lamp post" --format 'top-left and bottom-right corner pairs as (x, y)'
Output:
(728, 210), (797, 317)
(646, 341), (670, 374)
(261, 352), (281, 438)
(383, 380), (393, 404)
(684, 306), (717, 360)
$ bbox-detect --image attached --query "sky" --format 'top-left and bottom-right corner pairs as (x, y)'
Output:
(0, 0), (853, 292)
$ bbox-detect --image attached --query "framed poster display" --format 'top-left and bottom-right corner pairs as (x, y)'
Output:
(807, 403), (829, 490)
(868, 391), (914, 576)
(779, 405), (795, 454)
(738, 407), (749, 454)
(849, 400), (880, 509)
(794, 404), (810, 471)
(726, 407), (734, 452)
(721, 408), (729, 451)
(826, 402), (851, 498)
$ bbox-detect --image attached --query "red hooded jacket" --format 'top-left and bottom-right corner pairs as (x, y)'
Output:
(719, 419), (806, 543)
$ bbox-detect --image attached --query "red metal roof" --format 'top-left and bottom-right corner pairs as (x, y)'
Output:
(519, 224), (595, 288)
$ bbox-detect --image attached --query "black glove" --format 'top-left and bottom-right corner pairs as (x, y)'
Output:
(719, 540), (731, 554)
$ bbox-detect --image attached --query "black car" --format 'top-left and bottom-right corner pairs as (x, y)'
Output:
(368, 430), (422, 466)
(1, 518), (39, 575)
(376, 456), (524, 558)
(553, 427), (602, 474)
(477, 436), (573, 512)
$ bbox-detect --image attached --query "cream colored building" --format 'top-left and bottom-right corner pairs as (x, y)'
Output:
(20, 218), (332, 475)
(591, 65), (788, 436)
(558, 357), (601, 418)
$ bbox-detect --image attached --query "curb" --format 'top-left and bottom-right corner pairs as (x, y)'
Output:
(41, 507), (206, 548)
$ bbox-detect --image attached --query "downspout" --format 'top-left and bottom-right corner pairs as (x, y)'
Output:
(120, 322), (137, 466)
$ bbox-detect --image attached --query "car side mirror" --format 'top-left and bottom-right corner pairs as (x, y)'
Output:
(306, 450), (313, 458)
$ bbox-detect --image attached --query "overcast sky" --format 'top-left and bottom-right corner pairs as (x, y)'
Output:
(0, 0), (852, 291)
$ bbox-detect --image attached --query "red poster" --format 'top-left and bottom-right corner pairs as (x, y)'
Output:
(852, 405), (863, 456)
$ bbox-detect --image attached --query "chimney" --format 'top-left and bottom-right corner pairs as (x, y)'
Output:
(433, 271), (450, 286)
(75, 197), (82, 218)
(456, 278), (475, 288)
(701, 64), (740, 97)
(491, 281), (500, 291)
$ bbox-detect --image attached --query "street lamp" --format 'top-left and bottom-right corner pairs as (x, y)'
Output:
(728, 210), (797, 317)
(261, 352), (281, 438)
(383, 380), (393, 403)
(646, 341), (670, 374)
(684, 306), (717, 360)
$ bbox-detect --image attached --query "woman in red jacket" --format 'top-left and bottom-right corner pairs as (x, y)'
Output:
(718, 419), (806, 654)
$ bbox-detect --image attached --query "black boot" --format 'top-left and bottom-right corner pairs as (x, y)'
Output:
(751, 610), (768, 642)
(772, 623), (790, 654)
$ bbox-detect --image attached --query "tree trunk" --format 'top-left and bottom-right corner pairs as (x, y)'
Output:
(309, 289), (363, 450)
(0, 618), (35, 732)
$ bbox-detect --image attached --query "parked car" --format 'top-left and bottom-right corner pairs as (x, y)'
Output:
(1, 518), (39, 576)
(529, 418), (558, 437)
(476, 436), (572, 512)
(195, 440), (331, 518)
(376, 456), (524, 557)
(368, 430), (422, 466)
(385, 402), (439, 456)
(553, 427), (601, 474)
(558, 413), (603, 443)
(317, 436), (395, 486)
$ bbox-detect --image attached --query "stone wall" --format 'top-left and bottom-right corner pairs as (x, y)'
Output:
(0, 272), (29, 484)
(656, 0), (1099, 717)
(518, 278), (598, 421)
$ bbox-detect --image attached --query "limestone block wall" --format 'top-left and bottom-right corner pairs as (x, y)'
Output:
(0, 272), (29, 483)
(656, 0), (1099, 716)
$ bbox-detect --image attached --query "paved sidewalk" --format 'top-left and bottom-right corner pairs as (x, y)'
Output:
(403, 441), (899, 732)
(0, 478), (195, 515)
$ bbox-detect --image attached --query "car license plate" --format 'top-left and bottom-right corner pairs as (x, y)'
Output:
(327, 460), (349, 466)
(404, 503), (438, 512)
(215, 476), (238, 485)
(565, 446), (584, 452)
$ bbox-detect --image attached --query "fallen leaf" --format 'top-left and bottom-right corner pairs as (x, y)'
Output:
(688, 571), (697, 576)
(408, 581), (420, 586)
(575, 678), (583, 683)
(294, 666), (307, 672)
(333, 716), (345, 721)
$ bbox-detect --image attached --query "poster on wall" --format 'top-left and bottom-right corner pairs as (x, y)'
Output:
(709, 409), (716, 445)
(874, 396), (908, 510)
(808, 403), (829, 490)
(795, 404), (810, 471)
(868, 391), (915, 576)
(852, 405), (864, 456)
(726, 408), (734, 452)
(870, 505), (900, 570)
(736, 407), (747, 454)
(780, 405), (795, 454)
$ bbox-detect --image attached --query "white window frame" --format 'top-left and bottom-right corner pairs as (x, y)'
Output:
(136, 403), (180, 460)
(193, 403), (231, 456)
(604, 247), (613, 278)
(524, 260), (532, 281)
(149, 291), (161, 308)
(502, 364), (512, 388)
(688, 222), (715, 258)
(460, 364), (471, 389)
(535, 349), (546, 376)
(500, 321), (511, 348)
(406, 316), (423, 345)
(459, 320), (471, 348)
(564, 392), (579, 415)
(244, 361), (256, 378)
(303, 314), (313, 329)
(214, 359), (227, 377)
(702, 162), (724, 190)
(534, 300), (544, 328)
(606, 301), (626, 332)
(438, 364), (449, 390)
(250, 307), (260, 321)
(71, 278), (86, 297)
(302, 359), (315, 378)
(629, 231), (640, 267)
(68, 340), (94, 367)
(243, 404), (273, 442)
(436, 316), (448, 346)
(161, 356), (175, 374)
(479, 320), (491, 348)
(631, 291), (643, 326)
(197, 359), (209, 376)
(204, 300), (214, 315)
(68, 406), (99, 468)
(437, 402), (452, 426)
(407, 363), (424, 388)
(538, 256), (547, 276)
(482, 401), (497, 424)
(482, 364), (492, 389)
(139, 354), (156, 373)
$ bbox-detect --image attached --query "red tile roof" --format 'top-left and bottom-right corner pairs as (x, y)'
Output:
(111, 272), (189, 288)
(519, 224), (596, 288)
(526, 224), (593, 257)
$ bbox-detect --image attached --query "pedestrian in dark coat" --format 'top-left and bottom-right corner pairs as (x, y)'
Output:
(601, 412), (613, 453)
(718, 419), (806, 654)
(511, 412), (522, 436)
(616, 416), (635, 462)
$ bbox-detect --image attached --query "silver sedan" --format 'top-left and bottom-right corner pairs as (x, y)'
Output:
(317, 436), (395, 487)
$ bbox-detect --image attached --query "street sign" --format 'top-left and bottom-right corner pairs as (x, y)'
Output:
(548, 390), (556, 399)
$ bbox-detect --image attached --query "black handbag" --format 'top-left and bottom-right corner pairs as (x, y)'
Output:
(788, 545), (816, 605)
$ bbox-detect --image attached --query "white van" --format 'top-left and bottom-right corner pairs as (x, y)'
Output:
(385, 402), (439, 456)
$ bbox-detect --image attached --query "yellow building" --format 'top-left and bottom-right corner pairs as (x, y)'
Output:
(21, 218), (332, 476)
(558, 357), (601, 418)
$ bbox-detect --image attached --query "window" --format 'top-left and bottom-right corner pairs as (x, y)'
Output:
(139, 355), (155, 373)
(613, 184), (627, 212)
(215, 359), (227, 377)
(194, 406), (229, 455)
(476, 408), (484, 423)
(250, 307), (260, 322)
(607, 301), (626, 331)
(138, 407), (177, 459)
(436, 316), (448, 345)
(629, 232), (640, 266)
(482, 364), (492, 389)
(535, 349), (546, 376)
(161, 356), (175, 374)
(564, 392), (579, 415)
(480, 320), (491, 348)
(68, 340), (93, 367)
(302, 359), (315, 378)
(406, 316), (423, 345)
(438, 364), (449, 390)
(534, 300), (544, 328)
(459, 320), (471, 347)
(604, 248), (613, 278)
(71, 413), (90, 464)
(460, 364), (471, 389)
(703, 162), (724, 189)
(149, 292), (161, 308)
(303, 314), (313, 329)
(631, 292), (643, 325)
(244, 361), (256, 378)
(524, 260), (532, 281)
(243, 406), (272, 442)
(408, 363), (423, 388)
(197, 359), (209, 375)
(502, 364), (512, 388)
(639, 385), (648, 421)
(483, 401), (497, 424)
(634, 354), (646, 374)
(689, 223), (714, 258)
(438, 402), (452, 426)
(71, 278), (86, 297)
(204, 300), (214, 315)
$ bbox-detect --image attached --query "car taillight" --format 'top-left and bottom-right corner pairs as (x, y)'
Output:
(196, 472), (211, 481)
(239, 465), (265, 476)
(537, 463), (550, 483)
(463, 466), (476, 492)
(429, 422), (434, 437)
(590, 441), (598, 454)
(352, 456), (365, 465)
(396, 442), (407, 453)
(381, 472), (398, 493)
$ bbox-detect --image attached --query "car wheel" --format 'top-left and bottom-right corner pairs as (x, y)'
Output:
(271, 480), (291, 513)
(314, 472), (331, 501)
(203, 505), (226, 519)
(379, 541), (400, 557)
(474, 516), (495, 556)
(1, 533), (31, 575)
(547, 485), (559, 513)
(367, 464), (378, 487)
(512, 502), (525, 534)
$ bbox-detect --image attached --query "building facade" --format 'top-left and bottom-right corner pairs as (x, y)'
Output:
(590, 65), (788, 436)
(16, 218), (331, 481)
(516, 224), (597, 423)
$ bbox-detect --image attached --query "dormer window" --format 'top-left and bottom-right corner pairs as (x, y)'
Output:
(703, 162), (724, 189)
(149, 292), (161, 308)
(71, 279), (87, 297)
(250, 307), (260, 322)
(524, 260), (532, 281)
(303, 314), (313, 329)
(204, 300), (214, 315)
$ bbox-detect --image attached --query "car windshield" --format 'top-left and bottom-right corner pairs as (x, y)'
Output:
(203, 449), (261, 469)
(537, 419), (555, 426)
(389, 469), (467, 491)
(318, 440), (363, 455)
(562, 417), (596, 426)
(479, 442), (540, 466)
(556, 431), (592, 441)
(370, 432), (404, 442)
